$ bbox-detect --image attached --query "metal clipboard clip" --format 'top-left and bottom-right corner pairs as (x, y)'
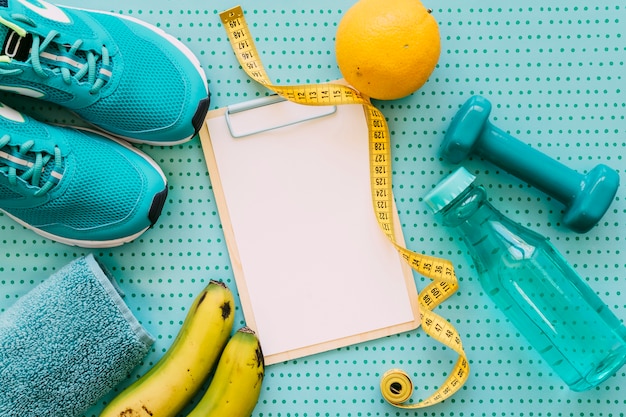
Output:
(225, 94), (337, 138)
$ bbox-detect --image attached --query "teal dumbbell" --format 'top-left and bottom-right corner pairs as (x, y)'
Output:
(440, 95), (620, 233)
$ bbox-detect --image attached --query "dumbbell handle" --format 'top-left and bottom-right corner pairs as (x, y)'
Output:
(472, 123), (579, 206)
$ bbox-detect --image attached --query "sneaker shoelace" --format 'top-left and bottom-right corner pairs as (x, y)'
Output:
(0, 134), (64, 196)
(0, 13), (112, 94)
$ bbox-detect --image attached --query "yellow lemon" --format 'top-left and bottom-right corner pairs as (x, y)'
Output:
(335, 0), (441, 100)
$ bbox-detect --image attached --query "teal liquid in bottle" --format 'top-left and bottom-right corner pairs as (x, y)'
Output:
(424, 167), (626, 391)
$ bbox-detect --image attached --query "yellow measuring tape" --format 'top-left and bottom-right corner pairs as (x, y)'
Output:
(219, 5), (469, 409)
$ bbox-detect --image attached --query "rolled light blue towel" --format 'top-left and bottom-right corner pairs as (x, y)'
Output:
(0, 254), (154, 417)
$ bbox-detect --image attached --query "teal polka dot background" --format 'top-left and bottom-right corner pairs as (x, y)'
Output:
(1, 0), (625, 415)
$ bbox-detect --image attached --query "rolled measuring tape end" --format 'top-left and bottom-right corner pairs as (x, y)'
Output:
(380, 369), (414, 405)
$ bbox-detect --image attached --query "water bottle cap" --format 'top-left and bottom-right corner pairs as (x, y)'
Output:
(424, 167), (476, 213)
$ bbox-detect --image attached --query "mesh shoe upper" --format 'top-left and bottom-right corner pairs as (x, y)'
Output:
(0, 102), (168, 247)
(0, 1), (209, 144)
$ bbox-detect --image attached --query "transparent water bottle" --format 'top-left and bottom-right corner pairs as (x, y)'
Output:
(424, 167), (626, 391)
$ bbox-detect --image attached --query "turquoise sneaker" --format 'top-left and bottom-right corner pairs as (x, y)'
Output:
(0, 102), (168, 248)
(0, 1), (209, 145)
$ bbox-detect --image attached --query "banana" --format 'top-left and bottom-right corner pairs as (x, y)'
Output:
(187, 326), (265, 417)
(99, 280), (235, 417)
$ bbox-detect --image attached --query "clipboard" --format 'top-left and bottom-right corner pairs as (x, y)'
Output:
(199, 95), (421, 364)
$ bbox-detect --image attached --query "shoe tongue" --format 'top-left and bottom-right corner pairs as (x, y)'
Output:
(1, 26), (32, 62)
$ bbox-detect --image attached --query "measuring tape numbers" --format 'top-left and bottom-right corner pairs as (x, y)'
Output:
(219, 5), (469, 409)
